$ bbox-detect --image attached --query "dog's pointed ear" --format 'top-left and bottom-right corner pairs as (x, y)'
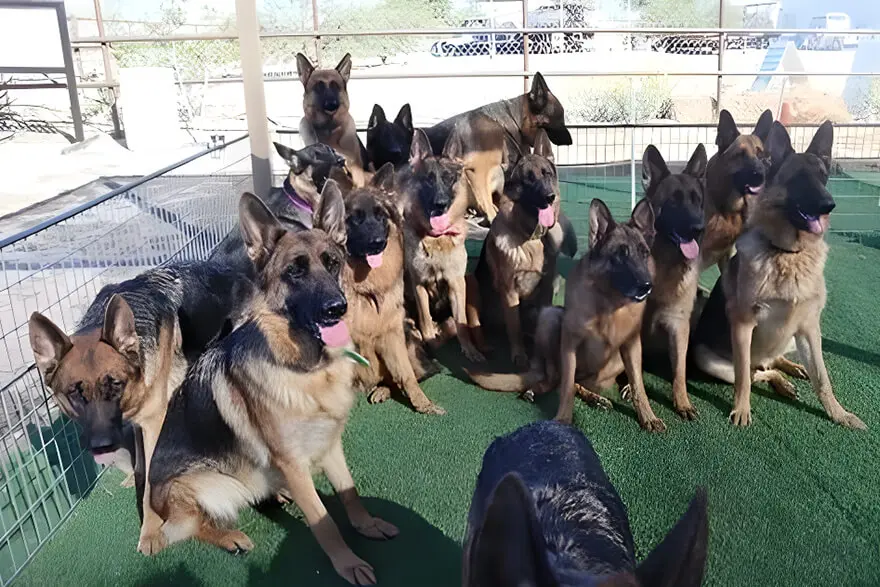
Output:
(463, 473), (557, 587)
(684, 143), (708, 178)
(631, 197), (656, 247)
(533, 129), (554, 163)
(368, 104), (386, 131)
(29, 312), (72, 383)
(442, 132), (465, 162)
(589, 199), (615, 249)
(807, 120), (834, 171)
(752, 109), (774, 142)
(274, 142), (307, 174)
(239, 192), (286, 270)
(371, 162), (395, 192)
(295, 53), (315, 86)
(410, 129), (432, 170)
(315, 179), (347, 247)
(765, 121), (794, 179)
(102, 295), (140, 367)
(395, 103), (414, 136)
(635, 488), (709, 587)
(641, 145), (670, 195)
(528, 72), (550, 111)
(335, 53), (353, 84)
(715, 109), (739, 153)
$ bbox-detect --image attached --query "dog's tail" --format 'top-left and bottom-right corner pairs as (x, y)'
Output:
(463, 368), (541, 392)
(692, 344), (735, 385)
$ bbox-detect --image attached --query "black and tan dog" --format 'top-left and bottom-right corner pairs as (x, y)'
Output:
(366, 103), (414, 171)
(464, 420), (709, 586)
(399, 129), (485, 363)
(693, 121), (865, 430)
(467, 199), (664, 431)
(315, 171), (443, 414)
(701, 109), (773, 275)
(424, 72), (572, 169)
(28, 262), (252, 553)
(466, 129), (562, 368)
(211, 141), (347, 275)
(296, 52), (368, 180)
(147, 191), (398, 585)
(639, 143), (707, 420)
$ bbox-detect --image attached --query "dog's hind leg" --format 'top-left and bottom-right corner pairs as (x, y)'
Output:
(450, 276), (486, 363)
(574, 383), (613, 410)
(668, 320), (698, 420)
(465, 275), (492, 354)
(768, 355), (809, 380)
(754, 369), (798, 400)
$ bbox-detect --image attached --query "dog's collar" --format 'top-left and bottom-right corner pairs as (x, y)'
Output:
(283, 179), (313, 214)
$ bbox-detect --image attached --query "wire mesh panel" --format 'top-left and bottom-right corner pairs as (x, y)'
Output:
(0, 137), (251, 584)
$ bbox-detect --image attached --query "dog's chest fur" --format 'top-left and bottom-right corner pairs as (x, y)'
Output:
(647, 245), (700, 325)
(488, 227), (548, 300)
(575, 302), (644, 376)
(404, 227), (468, 288)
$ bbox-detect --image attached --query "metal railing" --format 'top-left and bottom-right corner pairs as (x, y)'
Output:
(0, 134), (250, 584)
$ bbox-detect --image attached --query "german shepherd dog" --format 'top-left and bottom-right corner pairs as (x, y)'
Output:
(399, 129), (486, 363)
(701, 109), (773, 274)
(315, 171), (443, 414)
(466, 129), (562, 368)
(692, 121), (865, 430)
(639, 143), (707, 420)
(296, 52), (368, 177)
(28, 262), (252, 553)
(366, 103), (413, 171)
(467, 199), (663, 431)
(424, 72), (572, 169)
(210, 141), (346, 275)
(148, 192), (398, 585)
(463, 420), (709, 587)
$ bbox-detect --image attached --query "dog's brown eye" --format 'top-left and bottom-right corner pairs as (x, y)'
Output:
(286, 256), (309, 280)
(322, 252), (341, 275)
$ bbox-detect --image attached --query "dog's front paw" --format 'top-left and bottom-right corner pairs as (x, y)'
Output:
(367, 386), (391, 404)
(835, 411), (867, 430)
(674, 401), (699, 421)
(353, 516), (399, 540)
(729, 407), (753, 427)
(120, 473), (136, 488)
(215, 530), (254, 554)
(137, 529), (168, 556)
(333, 553), (377, 586)
(640, 417), (667, 433)
(414, 400), (446, 416)
(620, 384), (632, 401)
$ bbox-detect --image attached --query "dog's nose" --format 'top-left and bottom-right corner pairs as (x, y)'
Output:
(634, 281), (653, 300)
(818, 200), (836, 215)
(334, 155), (345, 166)
(90, 435), (117, 454)
(320, 297), (347, 323)
(323, 99), (339, 112)
(545, 193), (556, 203)
(369, 236), (386, 250)
(690, 221), (705, 236)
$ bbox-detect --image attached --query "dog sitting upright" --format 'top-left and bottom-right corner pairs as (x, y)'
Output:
(366, 103), (414, 170)
(296, 52), (368, 179)
(692, 121), (865, 430)
(639, 144), (707, 420)
(464, 420), (709, 587)
(148, 191), (397, 585)
(28, 262), (252, 554)
(399, 129), (486, 363)
(467, 199), (663, 431)
(315, 171), (443, 414)
(701, 109), (772, 275)
(466, 129), (563, 368)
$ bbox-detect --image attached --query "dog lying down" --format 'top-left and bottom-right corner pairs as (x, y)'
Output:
(464, 421), (709, 587)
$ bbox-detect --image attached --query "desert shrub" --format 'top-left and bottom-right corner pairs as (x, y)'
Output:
(567, 77), (675, 123)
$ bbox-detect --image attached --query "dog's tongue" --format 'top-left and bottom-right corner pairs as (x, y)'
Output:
(92, 451), (117, 467)
(430, 214), (451, 234)
(538, 206), (555, 228)
(319, 321), (350, 347)
(366, 252), (383, 268)
(807, 216), (824, 234)
(747, 185), (763, 196)
(679, 239), (700, 260)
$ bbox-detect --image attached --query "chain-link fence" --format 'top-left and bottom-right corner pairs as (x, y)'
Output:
(0, 134), (250, 584)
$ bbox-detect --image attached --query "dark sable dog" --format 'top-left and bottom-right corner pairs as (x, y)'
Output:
(424, 72), (572, 170)
(398, 129), (486, 363)
(693, 121), (865, 430)
(463, 420), (709, 587)
(148, 191), (398, 585)
(639, 144), (707, 420)
(28, 262), (252, 554)
(701, 109), (773, 275)
(296, 52), (368, 181)
(467, 199), (662, 431)
(210, 142), (346, 275)
(466, 129), (565, 368)
(366, 103), (414, 171)
(315, 171), (442, 414)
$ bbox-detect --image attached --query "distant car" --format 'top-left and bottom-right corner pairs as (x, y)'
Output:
(431, 19), (522, 57)
(803, 13), (852, 51)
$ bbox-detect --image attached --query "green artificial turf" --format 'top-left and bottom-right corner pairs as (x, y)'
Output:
(14, 173), (880, 586)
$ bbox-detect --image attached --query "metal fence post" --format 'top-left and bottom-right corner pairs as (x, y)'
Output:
(92, 0), (121, 139)
(716, 0), (725, 117)
(311, 0), (321, 65)
(235, 0), (272, 198)
(522, 0), (529, 93)
(55, 2), (84, 142)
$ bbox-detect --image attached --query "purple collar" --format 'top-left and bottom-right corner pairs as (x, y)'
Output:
(283, 179), (313, 214)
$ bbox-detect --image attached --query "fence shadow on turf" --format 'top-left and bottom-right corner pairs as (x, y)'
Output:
(248, 495), (462, 587)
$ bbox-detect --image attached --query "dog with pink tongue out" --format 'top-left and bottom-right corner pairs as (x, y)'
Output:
(637, 143), (708, 421)
(314, 164), (446, 415)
